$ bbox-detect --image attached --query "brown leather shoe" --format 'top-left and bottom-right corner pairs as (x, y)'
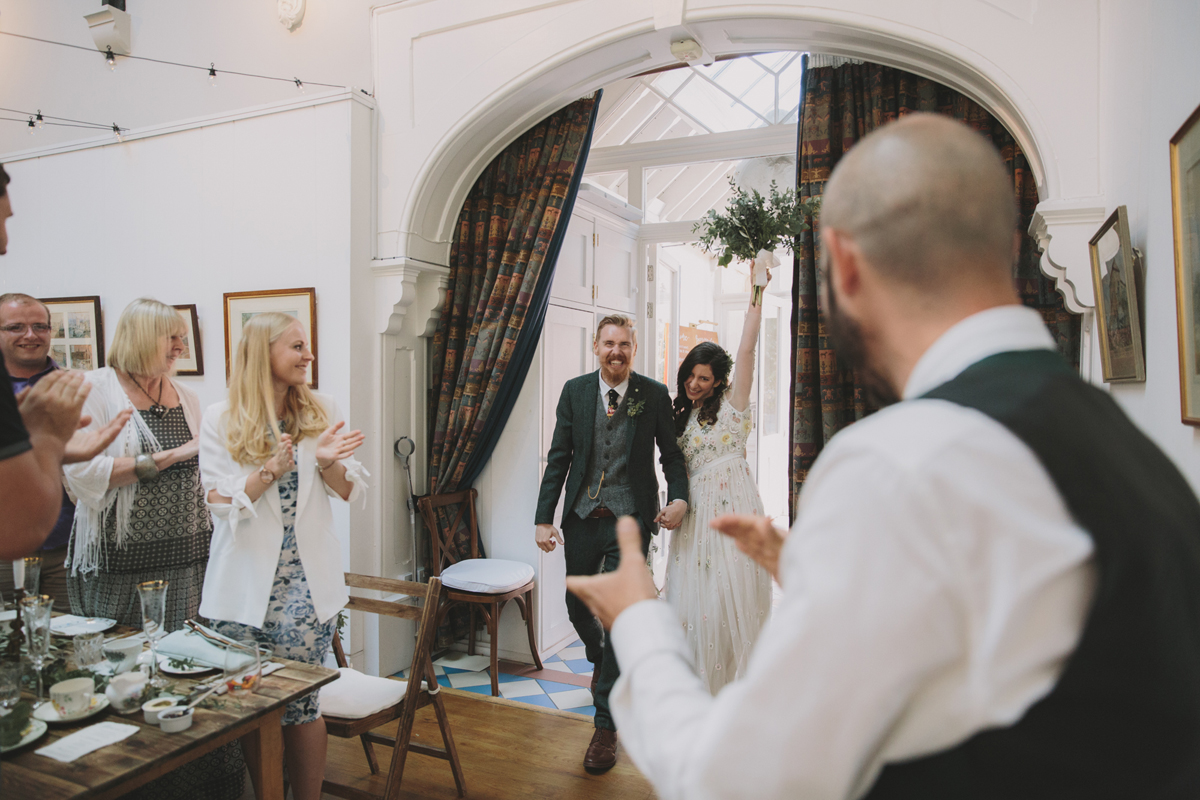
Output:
(584, 728), (618, 773)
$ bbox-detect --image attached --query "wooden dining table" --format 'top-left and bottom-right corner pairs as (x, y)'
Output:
(0, 631), (338, 800)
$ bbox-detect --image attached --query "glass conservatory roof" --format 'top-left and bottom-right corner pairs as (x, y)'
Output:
(585, 52), (804, 223)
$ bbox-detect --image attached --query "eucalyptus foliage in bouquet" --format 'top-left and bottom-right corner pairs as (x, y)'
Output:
(692, 179), (820, 304)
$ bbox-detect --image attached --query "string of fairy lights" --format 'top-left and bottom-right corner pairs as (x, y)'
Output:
(0, 29), (348, 141)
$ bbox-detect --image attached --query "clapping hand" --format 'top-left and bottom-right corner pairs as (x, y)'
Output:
(64, 408), (133, 464)
(566, 516), (657, 630)
(711, 513), (787, 581)
(16, 370), (90, 445)
(315, 421), (364, 469)
(267, 434), (295, 475)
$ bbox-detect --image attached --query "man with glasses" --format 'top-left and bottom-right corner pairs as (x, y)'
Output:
(0, 293), (74, 607)
(0, 164), (129, 561)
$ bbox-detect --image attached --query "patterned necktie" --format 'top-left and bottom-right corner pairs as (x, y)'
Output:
(606, 388), (619, 417)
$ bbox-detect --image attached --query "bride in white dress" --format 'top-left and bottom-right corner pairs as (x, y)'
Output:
(659, 289), (773, 694)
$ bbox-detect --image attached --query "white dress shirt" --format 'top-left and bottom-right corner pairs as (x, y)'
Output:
(609, 305), (1096, 800)
(599, 373), (630, 406)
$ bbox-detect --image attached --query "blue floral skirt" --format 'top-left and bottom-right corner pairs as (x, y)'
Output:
(212, 470), (335, 725)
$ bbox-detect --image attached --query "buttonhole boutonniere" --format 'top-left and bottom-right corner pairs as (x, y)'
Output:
(627, 399), (646, 417)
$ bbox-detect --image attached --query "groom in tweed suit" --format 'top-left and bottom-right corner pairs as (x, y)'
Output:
(536, 314), (689, 772)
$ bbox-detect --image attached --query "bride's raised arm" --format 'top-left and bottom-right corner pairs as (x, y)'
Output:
(728, 276), (767, 412)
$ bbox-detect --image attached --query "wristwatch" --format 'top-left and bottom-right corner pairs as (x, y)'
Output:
(258, 465), (277, 485)
(134, 454), (160, 483)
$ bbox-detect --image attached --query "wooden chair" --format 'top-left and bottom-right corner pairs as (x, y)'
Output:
(322, 574), (466, 800)
(417, 489), (543, 696)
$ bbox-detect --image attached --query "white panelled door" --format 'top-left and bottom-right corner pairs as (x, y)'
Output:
(594, 215), (637, 314)
(551, 214), (595, 306)
(538, 303), (596, 653)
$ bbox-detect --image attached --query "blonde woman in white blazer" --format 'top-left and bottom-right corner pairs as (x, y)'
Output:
(199, 312), (366, 800)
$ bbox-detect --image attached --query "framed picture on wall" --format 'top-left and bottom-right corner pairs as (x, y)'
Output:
(1172, 102), (1200, 425)
(41, 295), (104, 371)
(1088, 206), (1145, 383)
(223, 287), (317, 388)
(172, 304), (204, 376)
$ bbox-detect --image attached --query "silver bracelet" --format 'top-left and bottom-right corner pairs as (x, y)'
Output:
(134, 453), (161, 483)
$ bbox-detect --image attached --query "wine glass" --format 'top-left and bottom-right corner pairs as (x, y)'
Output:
(137, 580), (169, 689)
(0, 659), (20, 711)
(19, 594), (52, 707)
(22, 555), (42, 597)
(223, 636), (262, 697)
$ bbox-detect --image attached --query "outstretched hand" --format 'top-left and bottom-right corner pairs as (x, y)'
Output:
(316, 421), (365, 468)
(16, 370), (90, 444)
(63, 408), (133, 464)
(711, 513), (787, 581)
(566, 516), (657, 630)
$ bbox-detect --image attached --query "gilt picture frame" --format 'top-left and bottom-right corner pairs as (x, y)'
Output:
(1088, 206), (1145, 383)
(41, 295), (104, 371)
(223, 287), (317, 387)
(172, 304), (204, 376)
(1171, 102), (1200, 424)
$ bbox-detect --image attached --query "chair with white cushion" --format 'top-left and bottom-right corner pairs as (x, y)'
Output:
(322, 573), (465, 800)
(418, 488), (543, 696)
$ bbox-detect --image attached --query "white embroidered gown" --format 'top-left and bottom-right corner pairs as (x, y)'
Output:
(664, 398), (773, 694)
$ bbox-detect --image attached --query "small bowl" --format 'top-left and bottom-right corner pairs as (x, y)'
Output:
(158, 707), (194, 733)
(142, 696), (181, 725)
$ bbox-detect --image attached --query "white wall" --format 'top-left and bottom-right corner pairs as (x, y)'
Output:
(1096, 0), (1200, 492)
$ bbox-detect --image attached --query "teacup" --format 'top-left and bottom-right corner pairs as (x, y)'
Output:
(102, 638), (143, 674)
(50, 676), (94, 717)
(105, 671), (148, 713)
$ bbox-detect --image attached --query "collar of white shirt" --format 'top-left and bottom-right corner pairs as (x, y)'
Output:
(599, 373), (630, 402)
(903, 305), (1056, 400)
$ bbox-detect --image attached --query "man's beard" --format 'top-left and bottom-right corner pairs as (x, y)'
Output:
(824, 261), (901, 408)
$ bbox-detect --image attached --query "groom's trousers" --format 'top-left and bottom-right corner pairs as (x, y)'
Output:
(562, 511), (650, 732)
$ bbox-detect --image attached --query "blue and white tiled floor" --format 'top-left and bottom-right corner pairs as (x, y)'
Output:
(396, 638), (597, 717)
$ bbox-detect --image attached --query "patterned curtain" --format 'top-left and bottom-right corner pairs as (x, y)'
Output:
(789, 59), (1081, 521)
(430, 93), (600, 495)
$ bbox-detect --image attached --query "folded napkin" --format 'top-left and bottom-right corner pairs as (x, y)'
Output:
(36, 721), (139, 763)
(157, 627), (254, 671)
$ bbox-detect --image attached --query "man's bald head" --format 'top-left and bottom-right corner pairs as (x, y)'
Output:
(821, 114), (1018, 291)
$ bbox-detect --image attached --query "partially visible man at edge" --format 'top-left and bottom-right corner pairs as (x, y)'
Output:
(0, 292), (77, 608)
(567, 114), (1200, 798)
(0, 163), (130, 560)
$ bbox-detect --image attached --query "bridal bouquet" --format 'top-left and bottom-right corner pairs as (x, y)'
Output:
(692, 178), (820, 305)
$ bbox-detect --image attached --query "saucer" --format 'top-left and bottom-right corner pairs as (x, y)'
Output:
(158, 655), (216, 677)
(33, 694), (110, 724)
(0, 719), (47, 753)
(50, 616), (117, 636)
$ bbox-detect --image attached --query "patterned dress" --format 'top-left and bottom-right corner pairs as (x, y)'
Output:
(664, 399), (773, 694)
(67, 405), (244, 800)
(212, 458), (336, 725)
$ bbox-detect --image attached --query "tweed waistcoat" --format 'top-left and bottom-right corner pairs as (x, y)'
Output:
(573, 392), (636, 519)
(863, 349), (1200, 799)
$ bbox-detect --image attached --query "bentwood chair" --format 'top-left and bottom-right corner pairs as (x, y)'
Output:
(321, 573), (466, 799)
(417, 489), (543, 696)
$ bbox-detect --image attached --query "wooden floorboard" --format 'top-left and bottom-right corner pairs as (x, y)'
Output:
(321, 688), (655, 800)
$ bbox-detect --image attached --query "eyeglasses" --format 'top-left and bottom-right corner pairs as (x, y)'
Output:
(0, 323), (52, 334)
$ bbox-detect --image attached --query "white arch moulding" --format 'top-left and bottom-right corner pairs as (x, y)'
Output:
(380, 2), (1103, 320)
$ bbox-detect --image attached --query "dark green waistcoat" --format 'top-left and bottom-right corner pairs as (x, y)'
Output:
(864, 349), (1200, 799)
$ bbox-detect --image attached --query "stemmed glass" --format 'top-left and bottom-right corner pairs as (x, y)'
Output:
(138, 580), (169, 689)
(22, 555), (42, 597)
(19, 594), (52, 706)
(0, 659), (21, 711)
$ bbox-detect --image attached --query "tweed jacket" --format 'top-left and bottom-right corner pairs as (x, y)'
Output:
(536, 370), (688, 533)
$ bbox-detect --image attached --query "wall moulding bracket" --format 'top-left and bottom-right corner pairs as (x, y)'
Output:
(84, 6), (132, 56)
(370, 257), (450, 336)
(1028, 199), (1107, 314)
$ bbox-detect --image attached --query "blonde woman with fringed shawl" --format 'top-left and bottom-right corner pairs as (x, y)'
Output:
(199, 312), (366, 800)
(63, 297), (246, 800)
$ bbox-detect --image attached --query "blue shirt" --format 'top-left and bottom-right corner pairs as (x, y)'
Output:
(9, 358), (75, 550)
